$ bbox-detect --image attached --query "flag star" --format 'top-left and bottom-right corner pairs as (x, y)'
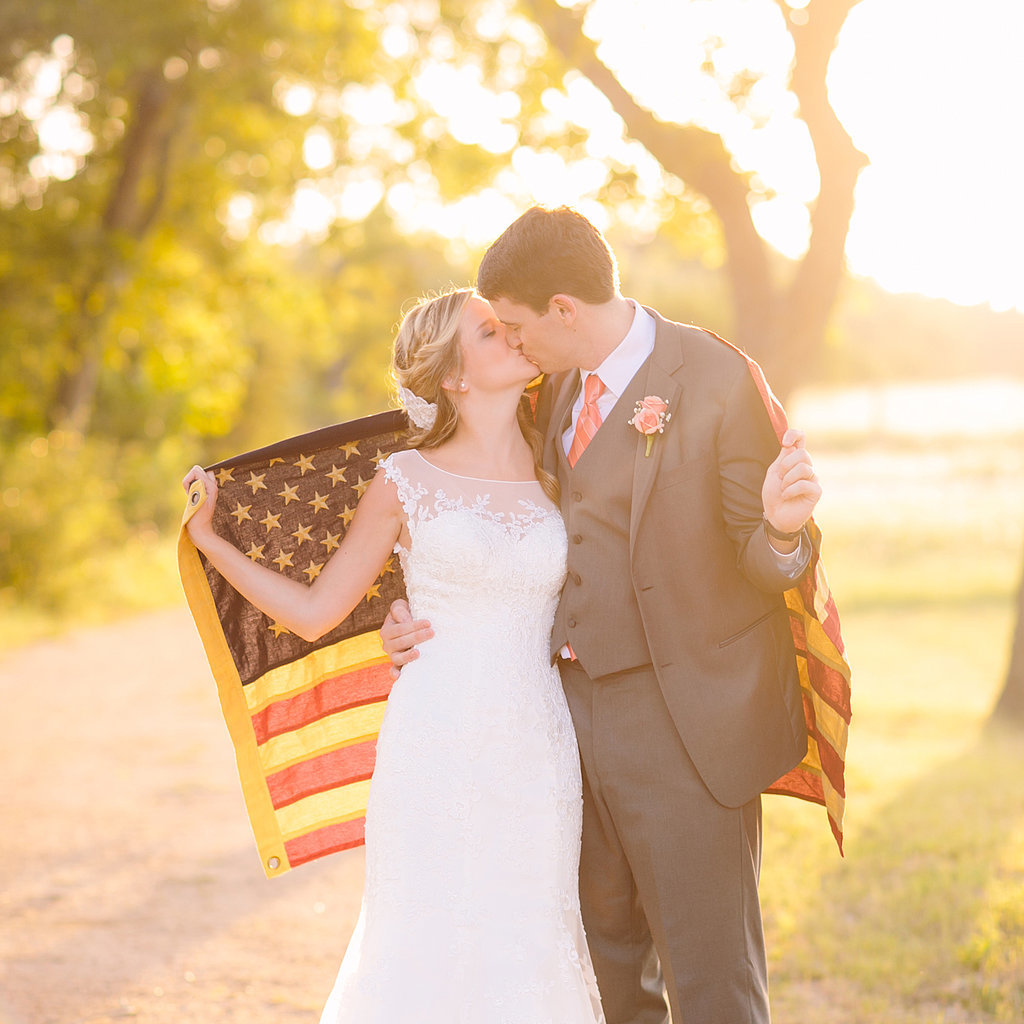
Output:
(230, 502), (252, 524)
(244, 541), (266, 562)
(268, 621), (291, 637)
(294, 453), (316, 475)
(215, 467), (235, 485)
(302, 559), (324, 582)
(272, 549), (294, 571)
(278, 482), (300, 505)
(364, 581), (382, 602)
(291, 522), (313, 545)
(269, 458), (284, 466)
(321, 531), (341, 554)
(352, 474), (372, 498)
(382, 554), (397, 574)
(371, 448), (388, 464)
(261, 510), (282, 532)
(340, 441), (360, 458)
(326, 464), (346, 487)
(337, 505), (356, 526)
(307, 491), (329, 513)
(246, 471), (268, 494)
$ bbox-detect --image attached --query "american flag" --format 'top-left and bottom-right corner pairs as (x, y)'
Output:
(178, 410), (409, 877)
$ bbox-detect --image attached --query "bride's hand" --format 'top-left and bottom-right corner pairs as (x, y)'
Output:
(181, 465), (219, 542)
(380, 599), (433, 681)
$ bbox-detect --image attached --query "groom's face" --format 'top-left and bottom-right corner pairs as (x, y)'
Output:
(489, 297), (579, 375)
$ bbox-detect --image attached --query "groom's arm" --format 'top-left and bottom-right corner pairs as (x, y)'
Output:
(717, 368), (815, 591)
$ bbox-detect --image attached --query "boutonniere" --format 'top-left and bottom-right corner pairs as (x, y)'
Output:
(628, 396), (672, 456)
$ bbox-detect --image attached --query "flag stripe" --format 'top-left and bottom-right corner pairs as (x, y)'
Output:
(242, 630), (389, 714)
(285, 818), (366, 867)
(251, 663), (393, 744)
(257, 701), (388, 774)
(266, 739), (378, 808)
(276, 779), (373, 840)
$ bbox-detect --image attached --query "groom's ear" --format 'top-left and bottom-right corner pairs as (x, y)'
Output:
(548, 294), (578, 328)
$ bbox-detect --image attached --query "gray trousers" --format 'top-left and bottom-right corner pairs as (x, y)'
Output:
(560, 660), (770, 1024)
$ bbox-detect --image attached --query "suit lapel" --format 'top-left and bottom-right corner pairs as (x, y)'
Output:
(629, 313), (685, 553)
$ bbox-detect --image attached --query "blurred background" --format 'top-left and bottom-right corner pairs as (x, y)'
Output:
(1, 1), (1023, 1021)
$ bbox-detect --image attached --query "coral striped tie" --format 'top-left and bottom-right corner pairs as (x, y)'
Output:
(568, 374), (605, 468)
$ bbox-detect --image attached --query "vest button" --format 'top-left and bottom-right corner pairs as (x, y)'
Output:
(572, 491), (582, 502)
(568, 617), (577, 628)
(572, 534), (582, 544)
(571, 571), (581, 585)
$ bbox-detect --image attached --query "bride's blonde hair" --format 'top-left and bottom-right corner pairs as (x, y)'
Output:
(392, 288), (559, 504)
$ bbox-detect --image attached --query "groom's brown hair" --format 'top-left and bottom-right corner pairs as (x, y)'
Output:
(477, 206), (619, 313)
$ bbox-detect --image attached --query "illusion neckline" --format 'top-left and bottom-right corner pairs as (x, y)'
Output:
(411, 448), (540, 486)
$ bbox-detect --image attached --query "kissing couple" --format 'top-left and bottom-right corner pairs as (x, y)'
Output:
(184, 205), (823, 1024)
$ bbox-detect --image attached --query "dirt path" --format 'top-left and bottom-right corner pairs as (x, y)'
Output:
(0, 607), (365, 1024)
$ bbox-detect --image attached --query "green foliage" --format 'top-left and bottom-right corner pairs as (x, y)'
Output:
(0, 430), (186, 615)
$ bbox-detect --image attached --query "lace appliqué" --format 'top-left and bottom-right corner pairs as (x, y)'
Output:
(430, 489), (558, 542)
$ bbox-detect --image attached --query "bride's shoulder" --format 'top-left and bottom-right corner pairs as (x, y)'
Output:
(378, 448), (419, 473)
(377, 448), (427, 497)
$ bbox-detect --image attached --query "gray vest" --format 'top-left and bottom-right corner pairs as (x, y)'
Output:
(551, 364), (653, 676)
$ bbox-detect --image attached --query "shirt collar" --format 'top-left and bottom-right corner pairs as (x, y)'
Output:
(581, 300), (656, 399)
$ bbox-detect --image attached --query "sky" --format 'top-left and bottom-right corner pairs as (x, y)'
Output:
(829, 0), (1024, 311)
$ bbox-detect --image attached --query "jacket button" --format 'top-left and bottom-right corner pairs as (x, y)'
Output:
(572, 491), (582, 502)
(571, 571), (581, 585)
(572, 534), (582, 544)
(568, 617), (577, 628)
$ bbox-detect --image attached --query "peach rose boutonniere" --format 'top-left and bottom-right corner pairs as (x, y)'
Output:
(628, 395), (672, 456)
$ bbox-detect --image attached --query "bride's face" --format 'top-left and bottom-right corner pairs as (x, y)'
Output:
(455, 296), (538, 393)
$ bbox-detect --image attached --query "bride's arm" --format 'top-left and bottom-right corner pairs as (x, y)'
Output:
(182, 466), (403, 642)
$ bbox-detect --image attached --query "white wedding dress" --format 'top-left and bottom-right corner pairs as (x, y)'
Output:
(318, 449), (604, 1024)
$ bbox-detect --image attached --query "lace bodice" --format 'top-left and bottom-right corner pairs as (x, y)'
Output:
(380, 449), (568, 658)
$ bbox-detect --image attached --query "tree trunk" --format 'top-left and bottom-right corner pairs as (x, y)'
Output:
(50, 69), (180, 435)
(993, 554), (1024, 723)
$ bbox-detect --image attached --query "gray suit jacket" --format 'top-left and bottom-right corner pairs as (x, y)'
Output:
(542, 309), (809, 807)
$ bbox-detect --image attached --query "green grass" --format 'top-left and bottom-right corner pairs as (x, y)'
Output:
(762, 437), (1024, 1023)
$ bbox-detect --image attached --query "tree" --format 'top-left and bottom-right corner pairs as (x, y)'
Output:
(520, 0), (868, 398)
(994, 553), (1024, 724)
(0, 0), (390, 439)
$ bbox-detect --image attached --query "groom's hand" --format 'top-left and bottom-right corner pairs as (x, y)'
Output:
(761, 428), (821, 542)
(380, 599), (433, 681)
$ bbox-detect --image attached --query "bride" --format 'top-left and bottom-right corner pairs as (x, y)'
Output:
(183, 288), (605, 1024)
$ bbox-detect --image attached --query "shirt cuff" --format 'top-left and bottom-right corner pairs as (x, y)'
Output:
(767, 536), (804, 575)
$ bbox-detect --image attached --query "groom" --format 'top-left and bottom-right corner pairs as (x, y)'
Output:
(384, 206), (820, 1024)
